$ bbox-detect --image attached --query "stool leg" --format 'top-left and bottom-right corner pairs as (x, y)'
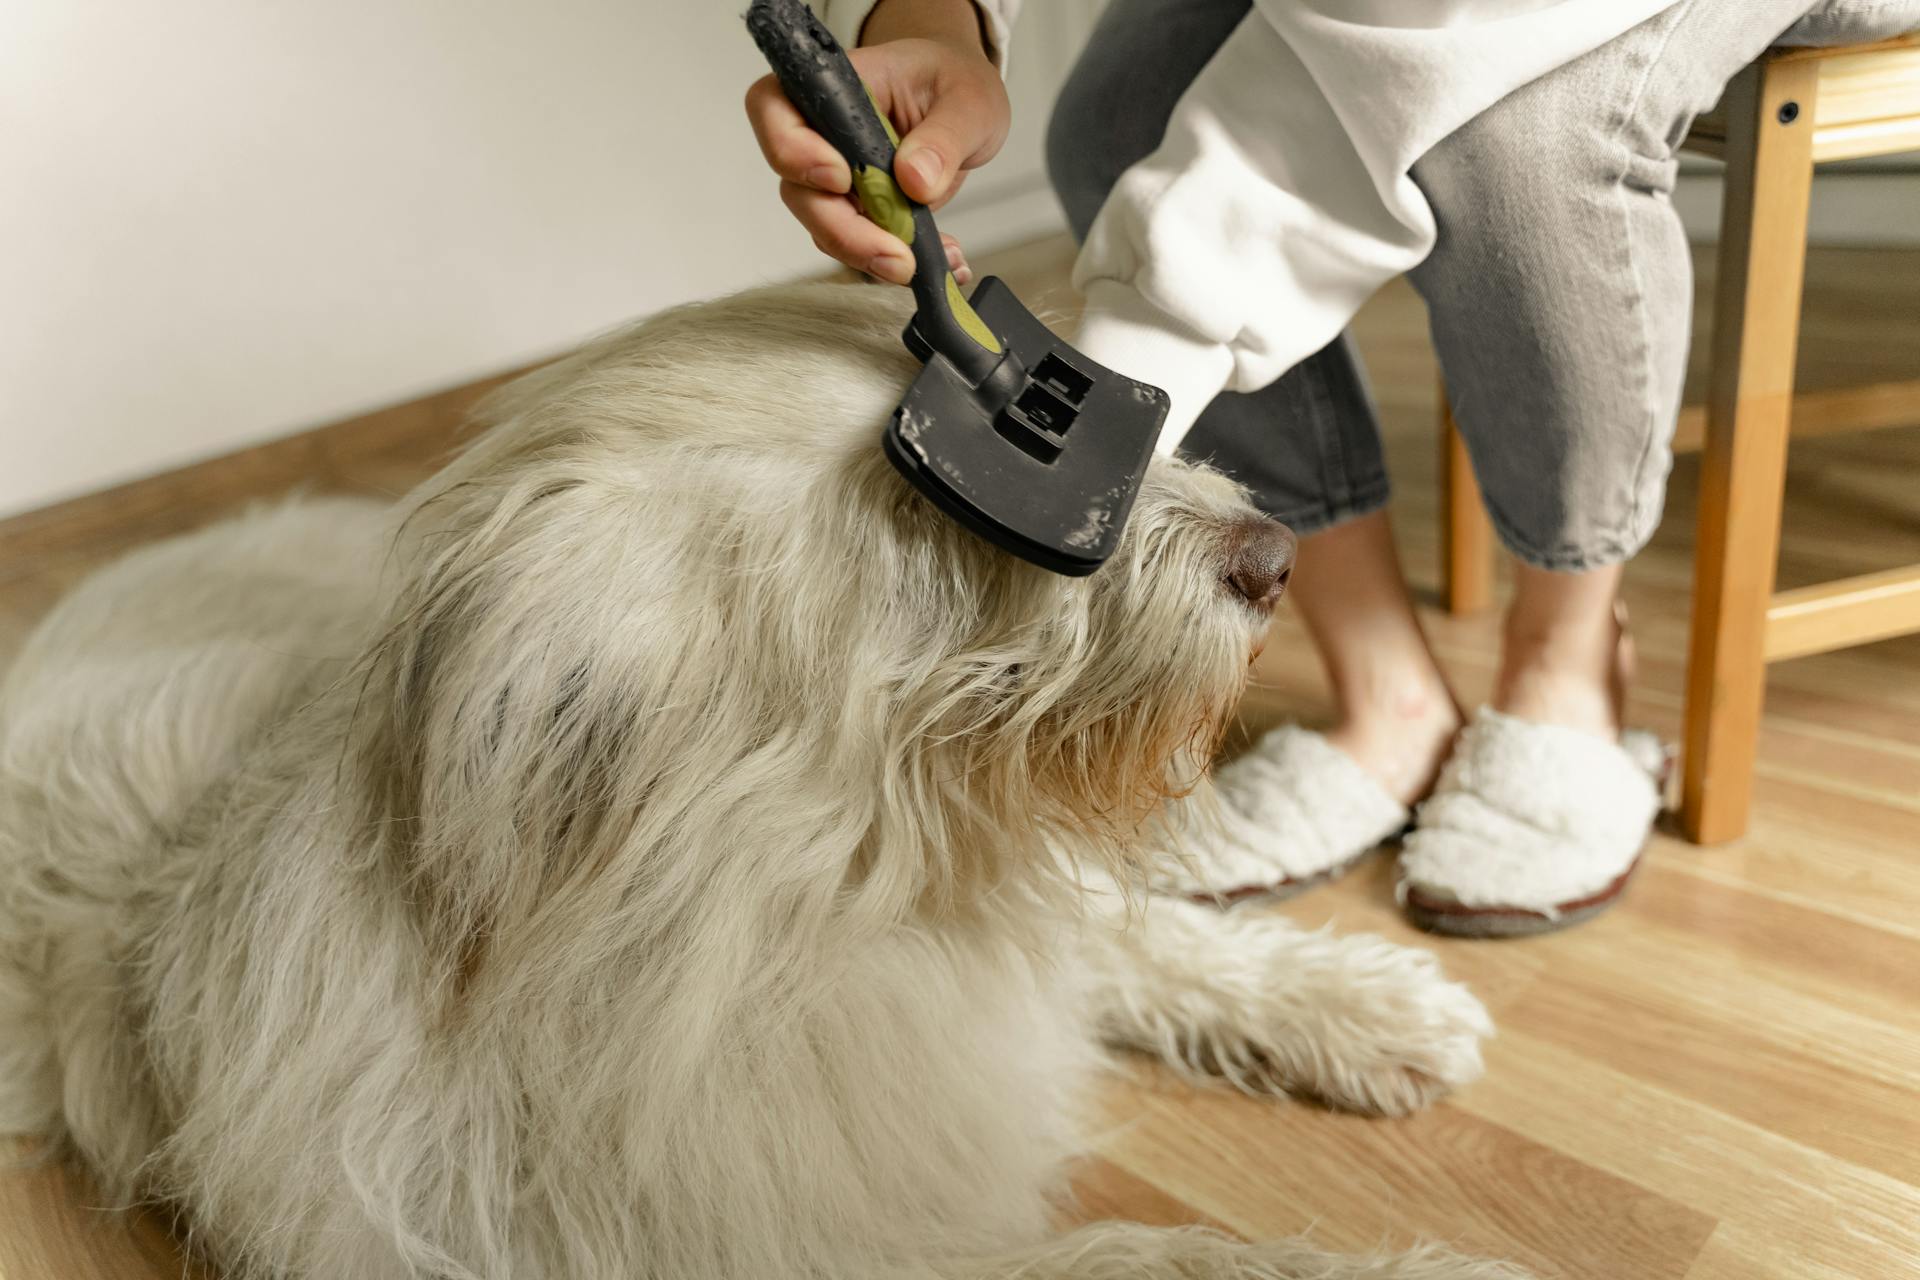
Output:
(1681, 58), (1819, 844)
(1440, 390), (1495, 615)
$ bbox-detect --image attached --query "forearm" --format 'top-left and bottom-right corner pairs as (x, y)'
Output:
(860, 0), (994, 57)
(821, 0), (1016, 67)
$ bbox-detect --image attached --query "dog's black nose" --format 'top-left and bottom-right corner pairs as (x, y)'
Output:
(1224, 518), (1296, 611)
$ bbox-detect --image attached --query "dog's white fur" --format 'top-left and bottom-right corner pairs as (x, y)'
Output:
(0, 283), (1517, 1279)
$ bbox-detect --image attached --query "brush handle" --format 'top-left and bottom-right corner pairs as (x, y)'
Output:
(745, 0), (1004, 384)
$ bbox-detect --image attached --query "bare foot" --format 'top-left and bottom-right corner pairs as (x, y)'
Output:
(1284, 510), (1465, 806)
(1324, 677), (1463, 807)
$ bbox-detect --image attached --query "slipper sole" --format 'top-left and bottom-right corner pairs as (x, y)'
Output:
(1400, 857), (1640, 939)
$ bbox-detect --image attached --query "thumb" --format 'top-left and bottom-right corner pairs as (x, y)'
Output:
(892, 105), (987, 206)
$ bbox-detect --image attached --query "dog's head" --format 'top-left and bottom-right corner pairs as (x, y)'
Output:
(362, 282), (1289, 934)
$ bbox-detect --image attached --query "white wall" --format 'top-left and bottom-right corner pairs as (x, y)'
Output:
(0, 1), (1096, 520)
(7, 2), (1904, 519)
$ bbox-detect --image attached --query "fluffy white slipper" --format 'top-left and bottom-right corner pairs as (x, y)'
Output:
(1397, 707), (1665, 937)
(1163, 725), (1409, 904)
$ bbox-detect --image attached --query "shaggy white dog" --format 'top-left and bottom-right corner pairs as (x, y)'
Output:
(0, 283), (1519, 1279)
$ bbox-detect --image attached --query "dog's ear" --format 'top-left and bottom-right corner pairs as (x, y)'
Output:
(347, 440), (932, 965)
(348, 461), (693, 962)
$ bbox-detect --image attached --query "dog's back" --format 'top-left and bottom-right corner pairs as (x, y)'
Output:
(0, 288), (1113, 1279)
(0, 283), (1519, 1280)
(0, 497), (389, 1139)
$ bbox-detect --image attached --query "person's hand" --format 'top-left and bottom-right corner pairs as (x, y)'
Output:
(745, 0), (1010, 286)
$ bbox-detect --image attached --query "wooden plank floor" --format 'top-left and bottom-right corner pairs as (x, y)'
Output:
(2, 239), (1917, 1280)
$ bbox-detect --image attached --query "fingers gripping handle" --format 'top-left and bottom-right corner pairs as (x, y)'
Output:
(746, 0), (896, 180)
(745, 0), (1003, 381)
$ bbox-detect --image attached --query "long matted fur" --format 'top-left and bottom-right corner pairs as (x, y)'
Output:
(0, 283), (1519, 1279)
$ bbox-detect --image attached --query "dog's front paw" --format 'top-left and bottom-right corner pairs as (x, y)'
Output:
(1280, 934), (1492, 1116)
(1100, 899), (1493, 1117)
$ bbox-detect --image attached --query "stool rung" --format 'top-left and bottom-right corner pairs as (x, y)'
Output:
(1765, 565), (1920, 661)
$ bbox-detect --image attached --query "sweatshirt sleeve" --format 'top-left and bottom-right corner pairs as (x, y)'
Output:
(818, 1), (1020, 68)
(1070, 0), (1679, 453)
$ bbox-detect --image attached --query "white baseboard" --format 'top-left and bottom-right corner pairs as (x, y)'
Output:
(1676, 171), (1920, 247)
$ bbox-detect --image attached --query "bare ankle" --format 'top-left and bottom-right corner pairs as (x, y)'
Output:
(1493, 604), (1631, 740)
(1327, 674), (1462, 807)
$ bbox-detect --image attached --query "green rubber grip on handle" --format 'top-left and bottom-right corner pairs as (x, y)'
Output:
(744, 0), (1002, 373)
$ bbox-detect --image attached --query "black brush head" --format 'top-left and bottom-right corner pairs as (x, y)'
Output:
(741, 1), (1167, 577)
(882, 277), (1170, 576)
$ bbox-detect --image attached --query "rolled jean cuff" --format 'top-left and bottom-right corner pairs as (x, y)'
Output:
(1483, 499), (1663, 573)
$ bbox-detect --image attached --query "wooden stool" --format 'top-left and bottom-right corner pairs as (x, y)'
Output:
(1439, 33), (1920, 844)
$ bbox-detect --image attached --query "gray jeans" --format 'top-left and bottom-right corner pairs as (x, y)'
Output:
(1047, 0), (1920, 570)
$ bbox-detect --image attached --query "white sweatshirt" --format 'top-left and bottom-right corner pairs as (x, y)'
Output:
(824, 0), (1680, 451)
